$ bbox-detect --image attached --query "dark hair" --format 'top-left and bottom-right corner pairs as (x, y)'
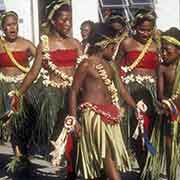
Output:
(52, 4), (71, 21)
(1, 11), (18, 27)
(81, 20), (94, 29)
(162, 27), (180, 42)
(134, 8), (157, 27)
(106, 14), (126, 26)
(87, 23), (113, 55)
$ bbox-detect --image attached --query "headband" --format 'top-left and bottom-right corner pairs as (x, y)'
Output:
(162, 35), (180, 47)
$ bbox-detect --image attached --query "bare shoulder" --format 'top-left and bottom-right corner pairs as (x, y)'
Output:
(17, 36), (35, 47)
(121, 37), (134, 50)
(68, 37), (81, 48)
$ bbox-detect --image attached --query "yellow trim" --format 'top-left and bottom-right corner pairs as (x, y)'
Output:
(0, 36), (29, 73)
(162, 35), (180, 47)
(122, 37), (152, 72)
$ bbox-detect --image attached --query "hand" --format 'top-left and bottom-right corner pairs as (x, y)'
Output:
(161, 103), (170, 115)
(135, 108), (144, 121)
(10, 95), (20, 112)
(74, 120), (81, 138)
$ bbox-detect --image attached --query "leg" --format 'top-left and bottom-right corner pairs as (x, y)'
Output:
(166, 135), (172, 180)
(103, 149), (122, 180)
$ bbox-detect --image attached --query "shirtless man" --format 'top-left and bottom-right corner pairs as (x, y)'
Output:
(67, 23), (137, 180)
(158, 27), (180, 180)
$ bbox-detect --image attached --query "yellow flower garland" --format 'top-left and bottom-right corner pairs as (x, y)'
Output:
(96, 64), (119, 107)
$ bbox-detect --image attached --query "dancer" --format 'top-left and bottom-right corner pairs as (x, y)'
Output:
(11, 1), (82, 179)
(67, 23), (138, 180)
(118, 8), (159, 171)
(142, 27), (180, 180)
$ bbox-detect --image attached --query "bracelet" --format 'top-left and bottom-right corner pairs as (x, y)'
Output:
(162, 99), (172, 111)
(64, 115), (77, 132)
(8, 90), (22, 97)
(168, 98), (178, 115)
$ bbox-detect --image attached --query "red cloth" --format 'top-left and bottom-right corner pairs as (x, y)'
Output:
(79, 102), (122, 124)
(65, 134), (74, 172)
(0, 51), (28, 67)
(119, 51), (159, 77)
(50, 49), (78, 67)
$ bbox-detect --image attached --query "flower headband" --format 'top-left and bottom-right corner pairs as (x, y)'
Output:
(133, 10), (156, 27)
(46, 0), (71, 21)
(162, 35), (180, 47)
(95, 35), (117, 49)
(1, 11), (18, 26)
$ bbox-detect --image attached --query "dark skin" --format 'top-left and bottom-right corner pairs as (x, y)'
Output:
(116, 19), (159, 170)
(69, 44), (136, 180)
(11, 9), (82, 112)
(158, 41), (180, 180)
(117, 20), (159, 74)
(0, 14), (36, 157)
(0, 15), (36, 77)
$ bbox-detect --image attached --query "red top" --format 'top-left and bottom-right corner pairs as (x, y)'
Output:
(50, 49), (78, 67)
(123, 51), (159, 69)
(0, 51), (28, 67)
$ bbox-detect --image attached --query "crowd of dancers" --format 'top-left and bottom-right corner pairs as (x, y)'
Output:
(0, 0), (180, 180)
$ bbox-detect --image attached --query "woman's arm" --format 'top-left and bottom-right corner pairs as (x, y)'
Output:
(19, 43), (43, 94)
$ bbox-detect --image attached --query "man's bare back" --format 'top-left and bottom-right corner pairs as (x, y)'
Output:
(77, 55), (114, 105)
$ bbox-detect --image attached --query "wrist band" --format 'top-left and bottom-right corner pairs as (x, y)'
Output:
(64, 115), (77, 131)
(8, 90), (22, 97)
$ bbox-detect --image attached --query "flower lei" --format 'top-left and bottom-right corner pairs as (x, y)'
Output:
(41, 35), (73, 88)
(121, 37), (152, 73)
(0, 72), (25, 83)
(122, 74), (155, 85)
(95, 63), (119, 107)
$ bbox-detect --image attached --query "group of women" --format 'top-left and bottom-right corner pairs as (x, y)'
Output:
(0, 0), (179, 180)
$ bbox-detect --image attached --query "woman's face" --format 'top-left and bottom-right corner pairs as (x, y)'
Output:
(161, 42), (180, 64)
(53, 11), (72, 36)
(135, 20), (154, 44)
(81, 23), (92, 41)
(2, 15), (18, 41)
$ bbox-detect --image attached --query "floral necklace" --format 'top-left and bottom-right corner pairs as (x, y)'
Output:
(41, 35), (73, 88)
(95, 63), (119, 107)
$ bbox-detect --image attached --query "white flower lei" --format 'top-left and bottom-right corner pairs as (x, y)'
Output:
(41, 35), (73, 88)
(0, 72), (25, 83)
(122, 74), (155, 85)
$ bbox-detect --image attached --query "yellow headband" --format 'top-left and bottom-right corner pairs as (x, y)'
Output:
(47, 0), (70, 21)
(162, 35), (180, 47)
(1, 11), (18, 25)
(95, 36), (116, 49)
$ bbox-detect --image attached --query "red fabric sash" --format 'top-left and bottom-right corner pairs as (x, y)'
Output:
(79, 102), (122, 124)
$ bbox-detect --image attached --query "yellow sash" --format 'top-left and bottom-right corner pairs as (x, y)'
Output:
(0, 36), (29, 73)
(122, 37), (153, 73)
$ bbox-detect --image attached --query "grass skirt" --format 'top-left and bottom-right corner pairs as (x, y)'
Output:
(76, 104), (131, 179)
(35, 85), (68, 148)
